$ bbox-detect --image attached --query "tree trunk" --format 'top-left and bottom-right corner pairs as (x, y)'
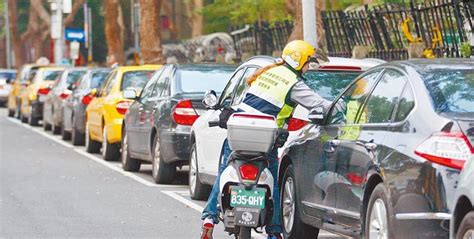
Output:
(104, 0), (125, 65)
(287, 0), (326, 49)
(191, 0), (203, 37)
(139, 0), (163, 64)
(0, 38), (6, 68)
(8, 0), (24, 68)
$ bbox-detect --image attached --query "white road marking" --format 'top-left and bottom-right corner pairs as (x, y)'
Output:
(162, 191), (205, 212)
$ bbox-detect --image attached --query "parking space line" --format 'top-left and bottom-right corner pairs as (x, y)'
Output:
(162, 190), (204, 212)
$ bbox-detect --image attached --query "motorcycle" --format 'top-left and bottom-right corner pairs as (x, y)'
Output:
(209, 112), (288, 239)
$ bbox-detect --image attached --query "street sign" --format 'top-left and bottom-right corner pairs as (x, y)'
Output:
(65, 28), (86, 43)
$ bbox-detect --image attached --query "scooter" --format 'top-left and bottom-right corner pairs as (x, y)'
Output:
(209, 112), (288, 239)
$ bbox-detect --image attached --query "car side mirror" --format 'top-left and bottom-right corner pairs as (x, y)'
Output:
(308, 107), (325, 125)
(203, 90), (218, 109)
(123, 89), (138, 100)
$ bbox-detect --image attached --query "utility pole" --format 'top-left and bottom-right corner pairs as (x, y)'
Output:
(302, 0), (317, 48)
(131, 0), (140, 65)
(50, 0), (64, 64)
(4, 0), (12, 68)
(84, 3), (93, 64)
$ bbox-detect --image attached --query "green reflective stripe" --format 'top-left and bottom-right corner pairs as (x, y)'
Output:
(277, 104), (294, 128)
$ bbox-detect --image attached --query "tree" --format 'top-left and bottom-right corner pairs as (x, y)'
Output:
(104, 0), (125, 65)
(287, 0), (326, 48)
(139, 0), (163, 64)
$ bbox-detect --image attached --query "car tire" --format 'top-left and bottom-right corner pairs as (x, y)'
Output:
(28, 106), (39, 126)
(151, 133), (176, 184)
(8, 109), (15, 117)
(43, 120), (52, 131)
(102, 126), (120, 161)
(71, 126), (85, 146)
(121, 129), (141, 172)
(61, 126), (71, 140)
(364, 183), (394, 239)
(457, 211), (474, 239)
(85, 122), (101, 153)
(52, 123), (61, 135)
(189, 143), (211, 200)
(281, 165), (320, 239)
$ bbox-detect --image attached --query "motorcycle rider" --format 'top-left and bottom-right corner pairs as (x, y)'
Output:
(201, 40), (338, 239)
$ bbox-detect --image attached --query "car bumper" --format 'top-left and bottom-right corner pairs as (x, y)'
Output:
(106, 118), (123, 144)
(161, 130), (191, 164)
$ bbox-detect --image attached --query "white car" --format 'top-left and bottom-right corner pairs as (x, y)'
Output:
(0, 69), (17, 105)
(450, 157), (474, 238)
(189, 56), (385, 200)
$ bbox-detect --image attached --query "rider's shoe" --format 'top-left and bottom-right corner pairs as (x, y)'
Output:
(267, 233), (283, 239)
(200, 218), (214, 239)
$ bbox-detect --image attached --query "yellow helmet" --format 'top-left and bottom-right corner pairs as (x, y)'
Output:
(282, 40), (316, 71)
(352, 79), (368, 98)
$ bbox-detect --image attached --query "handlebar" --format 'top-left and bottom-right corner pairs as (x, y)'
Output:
(208, 121), (219, 127)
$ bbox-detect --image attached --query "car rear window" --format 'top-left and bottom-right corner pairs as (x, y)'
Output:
(121, 70), (155, 90)
(177, 68), (234, 93)
(43, 70), (62, 81)
(90, 71), (111, 89)
(0, 72), (16, 81)
(66, 70), (87, 84)
(303, 71), (360, 100)
(424, 69), (474, 113)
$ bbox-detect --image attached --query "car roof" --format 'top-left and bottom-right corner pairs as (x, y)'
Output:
(175, 63), (237, 70)
(117, 65), (162, 73)
(315, 57), (386, 71)
(38, 66), (66, 71)
(393, 58), (473, 73)
(0, 69), (17, 73)
(241, 56), (277, 67)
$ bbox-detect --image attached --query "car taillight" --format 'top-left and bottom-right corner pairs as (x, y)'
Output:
(415, 132), (474, 170)
(59, 93), (69, 100)
(37, 88), (50, 95)
(239, 164), (259, 181)
(116, 101), (132, 115)
(82, 95), (93, 105)
(287, 118), (309, 131)
(172, 99), (199, 126)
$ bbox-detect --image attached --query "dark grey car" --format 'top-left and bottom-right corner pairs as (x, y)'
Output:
(122, 64), (235, 184)
(63, 68), (111, 145)
(43, 68), (87, 137)
(279, 59), (473, 238)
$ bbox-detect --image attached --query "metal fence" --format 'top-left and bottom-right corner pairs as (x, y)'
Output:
(322, 0), (473, 61)
(229, 21), (294, 58)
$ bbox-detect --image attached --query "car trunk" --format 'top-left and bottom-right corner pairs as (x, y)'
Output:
(173, 93), (206, 115)
(457, 119), (474, 147)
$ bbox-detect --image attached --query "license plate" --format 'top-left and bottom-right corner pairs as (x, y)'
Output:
(234, 207), (260, 227)
(230, 186), (266, 209)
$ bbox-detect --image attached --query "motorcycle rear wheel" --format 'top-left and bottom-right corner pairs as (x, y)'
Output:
(238, 226), (251, 239)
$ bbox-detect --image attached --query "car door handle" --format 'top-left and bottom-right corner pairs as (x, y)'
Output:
(364, 142), (377, 151)
(324, 139), (340, 153)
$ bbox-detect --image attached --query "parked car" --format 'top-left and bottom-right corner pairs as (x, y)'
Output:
(7, 64), (41, 118)
(189, 56), (382, 200)
(63, 68), (111, 145)
(19, 66), (65, 125)
(85, 65), (161, 161)
(43, 67), (87, 135)
(0, 69), (17, 106)
(278, 59), (473, 238)
(451, 156), (474, 239)
(122, 64), (236, 184)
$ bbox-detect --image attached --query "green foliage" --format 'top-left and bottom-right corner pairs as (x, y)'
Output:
(460, 42), (471, 58)
(201, 0), (289, 33)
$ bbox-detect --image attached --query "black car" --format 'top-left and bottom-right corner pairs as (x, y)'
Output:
(279, 59), (474, 239)
(122, 64), (236, 184)
(43, 68), (87, 136)
(63, 68), (111, 145)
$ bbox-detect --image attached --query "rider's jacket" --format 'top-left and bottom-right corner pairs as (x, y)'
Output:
(239, 65), (299, 128)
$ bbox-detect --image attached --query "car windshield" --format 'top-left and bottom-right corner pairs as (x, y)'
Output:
(0, 72), (16, 81)
(423, 68), (474, 114)
(90, 71), (110, 89)
(303, 71), (360, 100)
(121, 70), (155, 90)
(177, 68), (235, 93)
(43, 70), (62, 81)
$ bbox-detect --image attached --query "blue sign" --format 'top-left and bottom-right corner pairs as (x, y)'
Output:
(65, 28), (86, 43)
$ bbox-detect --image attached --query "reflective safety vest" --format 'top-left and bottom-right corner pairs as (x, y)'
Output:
(339, 100), (367, 140)
(239, 65), (299, 128)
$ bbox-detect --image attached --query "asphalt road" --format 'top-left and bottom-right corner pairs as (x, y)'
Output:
(0, 108), (345, 239)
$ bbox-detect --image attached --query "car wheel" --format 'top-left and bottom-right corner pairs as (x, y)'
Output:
(52, 123), (61, 135)
(121, 129), (141, 172)
(102, 126), (119, 161)
(61, 125), (71, 140)
(151, 133), (176, 184)
(457, 211), (474, 239)
(71, 126), (84, 146)
(8, 108), (15, 117)
(281, 165), (319, 239)
(189, 143), (211, 200)
(28, 105), (39, 126)
(43, 119), (51, 131)
(85, 122), (101, 153)
(364, 183), (393, 239)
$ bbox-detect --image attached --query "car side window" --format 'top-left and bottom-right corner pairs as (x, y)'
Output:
(140, 69), (164, 101)
(153, 67), (172, 98)
(102, 71), (118, 96)
(327, 70), (381, 125)
(219, 68), (245, 106)
(394, 83), (415, 122)
(232, 67), (258, 106)
(362, 70), (407, 124)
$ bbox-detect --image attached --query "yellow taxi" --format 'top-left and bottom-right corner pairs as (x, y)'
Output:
(7, 64), (43, 118)
(85, 65), (161, 161)
(19, 66), (65, 125)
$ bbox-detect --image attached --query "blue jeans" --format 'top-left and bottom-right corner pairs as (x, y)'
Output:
(201, 139), (282, 234)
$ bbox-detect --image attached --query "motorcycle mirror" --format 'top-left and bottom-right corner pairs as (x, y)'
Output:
(308, 107), (325, 125)
(203, 90), (218, 109)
